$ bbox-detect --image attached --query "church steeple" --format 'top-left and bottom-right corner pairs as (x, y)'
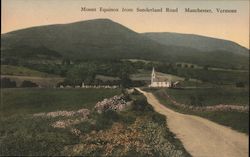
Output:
(151, 67), (156, 84)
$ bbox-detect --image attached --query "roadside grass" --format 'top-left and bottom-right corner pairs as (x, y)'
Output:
(0, 88), (121, 117)
(149, 88), (249, 134)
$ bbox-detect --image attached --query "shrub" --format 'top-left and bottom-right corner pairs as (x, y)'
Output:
(94, 110), (120, 131)
(131, 89), (141, 95)
(151, 112), (166, 126)
(132, 96), (153, 112)
(0, 78), (16, 88)
(236, 82), (245, 88)
(21, 80), (38, 88)
(75, 121), (94, 134)
(120, 114), (136, 125)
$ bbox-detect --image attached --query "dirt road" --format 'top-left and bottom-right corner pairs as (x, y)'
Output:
(136, 88), (249, 157)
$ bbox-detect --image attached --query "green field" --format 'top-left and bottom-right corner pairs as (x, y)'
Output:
(176, 68), (249, 85)
(0, 88), (121, 117)
(156, 88), (249, 106)
(149, 88), (249, 134)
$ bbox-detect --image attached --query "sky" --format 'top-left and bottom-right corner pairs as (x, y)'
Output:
(1, 0), (249, 48)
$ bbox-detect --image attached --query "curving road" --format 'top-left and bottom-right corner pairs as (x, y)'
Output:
(136, 88), (249, 157)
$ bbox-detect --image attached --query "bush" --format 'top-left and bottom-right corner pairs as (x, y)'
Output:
(132, 96), (153, 112)
(94, 110), (120, 131)
(235, 82), (245, 88)
(120, 114), (136, 125)
(21, 80), (38, 88)
(0, 78), (16, 88)
(151, 112), (166, 126)
(75, 121), (94, 134)
(131, 89), (141, 95)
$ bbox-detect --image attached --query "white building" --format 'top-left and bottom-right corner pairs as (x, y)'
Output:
(149, 67), (172, 88)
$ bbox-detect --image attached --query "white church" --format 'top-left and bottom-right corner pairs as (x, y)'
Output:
(149, 67), (172, 88)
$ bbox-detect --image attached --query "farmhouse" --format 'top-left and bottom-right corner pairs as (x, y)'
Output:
(149, 67), (172, 88)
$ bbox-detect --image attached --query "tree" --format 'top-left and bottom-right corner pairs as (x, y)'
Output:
(118, 62), (133, 88)
(176, 63), (182, 68)
(236, 82), (245, 88)
(62, 58), (71, 65)
(66, 63), (97, 85)
(203, 65), (209, 70)
(21, 80), (38, 88)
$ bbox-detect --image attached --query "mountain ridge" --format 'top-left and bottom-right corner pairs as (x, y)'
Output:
(142, 32), (249, 56)
(1, 18), (249, 69)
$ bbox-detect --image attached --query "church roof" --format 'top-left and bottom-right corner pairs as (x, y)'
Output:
(154, 76), (168, 82)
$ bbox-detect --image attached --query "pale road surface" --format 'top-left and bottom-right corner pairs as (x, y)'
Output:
(136, 88), (249, 157)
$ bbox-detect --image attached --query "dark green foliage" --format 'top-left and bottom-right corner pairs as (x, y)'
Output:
(203, 65), (209, 70)
(120, 114), (136, 125)
(62, 58), (71, 65)
(151, 112), (166, 126)
(236, 82), (245, 88)
(0, 78), (16, 88)
(75, 121), (94, 134)
(95, 110), (120, 131)
(20, 80), (38, 88)
(132, 96), (154, 112)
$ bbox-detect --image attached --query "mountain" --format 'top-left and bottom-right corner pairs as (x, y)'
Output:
(1, 19), (172, 61)
(142, 32), (249, 56)
(1, 19), (249, 69)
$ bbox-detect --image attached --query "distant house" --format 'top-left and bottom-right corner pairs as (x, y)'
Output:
(149, 67), (172, 88)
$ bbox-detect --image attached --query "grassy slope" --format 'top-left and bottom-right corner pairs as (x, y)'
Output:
(0, 88), (120, 117)
(1, 65), (55, 77)
(149, 88), (249, 134)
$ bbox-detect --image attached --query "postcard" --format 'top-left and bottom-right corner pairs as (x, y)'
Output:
(1, 0), (249, 156)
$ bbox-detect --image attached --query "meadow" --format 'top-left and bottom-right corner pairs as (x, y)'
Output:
(0, 88), (121, 117)
(158, 87), (249, 106)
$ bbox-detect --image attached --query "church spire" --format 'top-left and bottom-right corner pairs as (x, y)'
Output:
(151, 67), (156, 84)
